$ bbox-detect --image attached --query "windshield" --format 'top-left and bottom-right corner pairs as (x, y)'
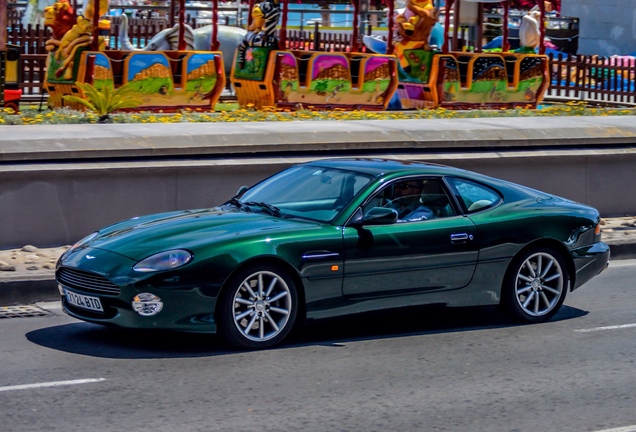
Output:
(236, 165), (373, 222)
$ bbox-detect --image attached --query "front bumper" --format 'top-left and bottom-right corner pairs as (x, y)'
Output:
(60, 285), (218, 333)
(57, 247), (219, 332)
(571, 241), (610, 291)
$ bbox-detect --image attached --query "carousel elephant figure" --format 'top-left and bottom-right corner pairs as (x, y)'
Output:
(119, 14), (246, 78)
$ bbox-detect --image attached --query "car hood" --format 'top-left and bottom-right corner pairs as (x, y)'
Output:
(88, 208), (318, 260)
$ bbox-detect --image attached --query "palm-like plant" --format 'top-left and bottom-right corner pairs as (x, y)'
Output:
(63, 82), (143, 123)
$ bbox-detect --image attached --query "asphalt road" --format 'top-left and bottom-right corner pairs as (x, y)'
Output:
(1, 260), (636, 432)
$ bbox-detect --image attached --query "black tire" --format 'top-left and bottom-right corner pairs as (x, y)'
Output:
(217, 264), (298, 350)
(501, 247), (569, 323)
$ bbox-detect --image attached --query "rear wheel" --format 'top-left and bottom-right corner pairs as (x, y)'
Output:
(502, 247), (569, 323)
(217, 265), (298, 350)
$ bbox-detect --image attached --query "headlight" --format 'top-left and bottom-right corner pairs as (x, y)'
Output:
(132, 293), (163, 316)
(133, 250), (193, 272)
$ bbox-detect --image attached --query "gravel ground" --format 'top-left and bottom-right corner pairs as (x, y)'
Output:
(0, 216), (634, 275)
(0, 245), (70, 273)
(599, 215), (636, 244)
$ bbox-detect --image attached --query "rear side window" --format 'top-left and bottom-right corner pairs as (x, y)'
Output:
(446, 178), (501, 213)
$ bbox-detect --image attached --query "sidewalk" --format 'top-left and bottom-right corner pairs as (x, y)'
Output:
(1, 216), (634, 306)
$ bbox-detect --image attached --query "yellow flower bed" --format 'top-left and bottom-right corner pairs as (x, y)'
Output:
(0, 101), (633, 125)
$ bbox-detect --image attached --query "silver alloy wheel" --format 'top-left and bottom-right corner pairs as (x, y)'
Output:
(232, 270), (292, 342)
(514, 252), (564, 317)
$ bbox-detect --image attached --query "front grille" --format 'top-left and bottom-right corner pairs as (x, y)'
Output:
(57, 267), (121, 296)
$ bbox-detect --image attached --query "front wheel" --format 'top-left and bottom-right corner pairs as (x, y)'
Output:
(501, 247), (569, 323)
(217, 265), (298, 350)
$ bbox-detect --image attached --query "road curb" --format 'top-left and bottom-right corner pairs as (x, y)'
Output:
(606, 242), (636, 261)
(2, 117), (636, 162)
(0, 277), (59, 306)
(1, 242), (633, 306)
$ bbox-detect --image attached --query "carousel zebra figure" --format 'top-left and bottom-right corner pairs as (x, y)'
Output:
(237, 0), (281, 69)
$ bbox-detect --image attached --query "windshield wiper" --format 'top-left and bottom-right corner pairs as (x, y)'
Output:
(244, 201), (283, 217)
(224, 198), (251, 212)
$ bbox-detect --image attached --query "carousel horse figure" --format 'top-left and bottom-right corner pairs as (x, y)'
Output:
(237, 0), (281, 69)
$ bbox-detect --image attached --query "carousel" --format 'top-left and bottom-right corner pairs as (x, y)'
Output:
(231, 0), (399, 110)
(43, 0), (228, 111)
(231, 0), (550, 110)
(41, 0), (550, 111)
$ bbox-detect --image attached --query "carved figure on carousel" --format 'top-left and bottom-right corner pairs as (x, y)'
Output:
(393, 0), (438, 73)
(396, 0), (435, 35)
(237, 0), (281, 69)
(518, 8), (542, 52)
(43, 0), (76, 52)
(44, 0), (110, 80)
(118, 14), (246, 79)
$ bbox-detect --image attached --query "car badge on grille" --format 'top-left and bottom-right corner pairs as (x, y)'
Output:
(85, 254), (96, 260)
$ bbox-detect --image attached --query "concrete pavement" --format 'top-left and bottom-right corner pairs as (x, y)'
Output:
(3, 115), (636, 162)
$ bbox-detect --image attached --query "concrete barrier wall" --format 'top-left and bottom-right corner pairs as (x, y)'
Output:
(2, 149), (634, 249)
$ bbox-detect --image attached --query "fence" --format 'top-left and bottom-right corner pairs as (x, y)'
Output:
(7, 22), (636, 106)
(283, 26), (370, 53)
(548, 53), (635, 106)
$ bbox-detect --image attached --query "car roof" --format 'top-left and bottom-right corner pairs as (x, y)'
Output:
(305, 158), (546, 201)
(305, 158), (470, 178)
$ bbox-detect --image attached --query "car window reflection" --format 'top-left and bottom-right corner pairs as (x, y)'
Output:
(364, 178), (456, 223)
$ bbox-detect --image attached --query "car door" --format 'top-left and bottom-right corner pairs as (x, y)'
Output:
(341, 178), (479, 298)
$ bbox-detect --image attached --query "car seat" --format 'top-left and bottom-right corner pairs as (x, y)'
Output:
(420, 181), (453, 217)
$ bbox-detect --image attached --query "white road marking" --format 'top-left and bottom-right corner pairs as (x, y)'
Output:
(0, 378), (106, 392)
(610, 259), (636, 267)
(575, 323), (636, 333)
(592, 426), (636, 432)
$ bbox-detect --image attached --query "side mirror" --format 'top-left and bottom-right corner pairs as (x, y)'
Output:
(362, 207), (398, 225)
(236, 186), (249, 197)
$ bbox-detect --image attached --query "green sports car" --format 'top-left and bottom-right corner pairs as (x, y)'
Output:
(56, 159), (610, 349)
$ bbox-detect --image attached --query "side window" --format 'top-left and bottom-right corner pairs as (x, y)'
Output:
(419, 179), (456, 219)
(363, 178), (456, 222)
(362, 185), (391, 214)
(447, 177), (501, 213)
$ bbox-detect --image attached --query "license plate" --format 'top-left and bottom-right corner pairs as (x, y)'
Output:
(64, 289), (104, 312)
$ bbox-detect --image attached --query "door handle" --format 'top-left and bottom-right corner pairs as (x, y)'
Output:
(450, 233), (473, 242)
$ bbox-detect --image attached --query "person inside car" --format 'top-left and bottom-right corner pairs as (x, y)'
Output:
(389, 180), (434, 222)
